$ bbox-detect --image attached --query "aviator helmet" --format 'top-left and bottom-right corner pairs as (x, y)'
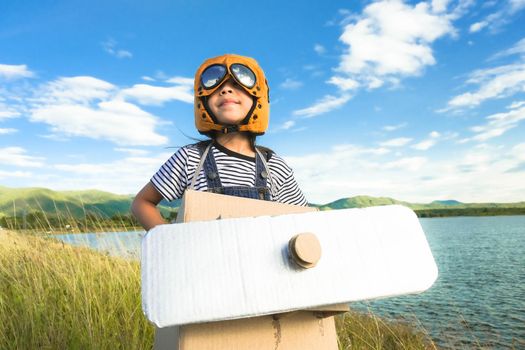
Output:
(194, 54), (270, 135)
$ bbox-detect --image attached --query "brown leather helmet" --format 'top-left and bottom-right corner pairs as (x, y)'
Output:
(194, 54), (270, 135)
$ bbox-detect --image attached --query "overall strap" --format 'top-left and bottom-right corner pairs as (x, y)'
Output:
(254, 151), (268, 188)
(255, 147), (276, 198)
(189, 141), (214, 190)
(202, 143), (222, 188)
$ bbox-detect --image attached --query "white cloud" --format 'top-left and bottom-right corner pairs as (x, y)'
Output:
(337, 0), (454, 79)
(33, 76), (116, 105)
(102, 39), (132, 59)
(327, 76), (360, 91)
(467, 0), (525, 33)
(412, 139), (436, 150)
(490, 37), (525, 60)
(314, 44), (326, 55)
(510, 0), (525, 11)
(0, 110), (21, 120)
(384, 156), (427, 171)
(469, 21), (488, 33)
(279, 78), (303, 90)
(115, 50), (132, 59)
(46, 152), (174, 195)
(293, 94), (352, 117)
(119, 83), (193, 105)
(165, 76), (194, 86)
(27, 76), (175, 146)
(0, 64), (34, 80)
(379, 137), (412, 147)
(270, 120), (306, 133)
(412, 131), (441, 150)
(299, 0), (456, 118)
(0, 170), (32, 180)
(30, 99), (168, 146)
(114, 148), (150, 156)
(0, 147), (45, 167)
(448, 0), (476, 19)
(0, 128), (17, 134)
(285, 141), (525, 203)
(431, 0), (451, 13)
(382, 122), (407, 131)
(444, 63), (525, 110)
(467, 104), (525, 142)
(508, 100), (525, 109)
(280, 120), (296, 130)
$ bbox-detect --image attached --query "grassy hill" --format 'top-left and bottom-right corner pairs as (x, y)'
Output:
(314, 196), (411, 210)
(1, 186), (524, 220)
(0, 186), (178, 219)
(313, 195), (525, 217)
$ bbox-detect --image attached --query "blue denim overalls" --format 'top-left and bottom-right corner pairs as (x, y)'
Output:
(188, 141), (274, 201)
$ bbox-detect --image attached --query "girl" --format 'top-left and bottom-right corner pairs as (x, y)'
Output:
(132, 54), (307, 230)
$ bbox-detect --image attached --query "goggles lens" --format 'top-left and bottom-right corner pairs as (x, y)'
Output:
(200, 63), (256, 89)
(201, 65), (227, 89)
(230, 64), (256, 88)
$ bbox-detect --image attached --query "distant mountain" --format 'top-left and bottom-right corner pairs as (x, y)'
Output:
(1, 186), (524, 218)
(314, 196), (410, 211)
(311, 195), (525, 212)
(430, 200), (463, 206)
(0, 186), (176, 218)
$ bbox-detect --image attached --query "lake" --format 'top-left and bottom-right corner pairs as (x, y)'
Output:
(53, 215), (525, 349)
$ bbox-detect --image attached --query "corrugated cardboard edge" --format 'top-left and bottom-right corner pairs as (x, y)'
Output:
(175, 189), (318, 223)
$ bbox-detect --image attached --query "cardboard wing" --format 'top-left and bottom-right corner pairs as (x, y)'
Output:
(142, 204), (438, 328)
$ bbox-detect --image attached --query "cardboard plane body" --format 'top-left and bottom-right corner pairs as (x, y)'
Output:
(142, 192), (438, 328)
(151, 190), (342, 349)
(155, 312), (339, 350)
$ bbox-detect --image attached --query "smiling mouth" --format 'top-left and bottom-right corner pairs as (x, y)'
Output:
(219, 100), (239, 107)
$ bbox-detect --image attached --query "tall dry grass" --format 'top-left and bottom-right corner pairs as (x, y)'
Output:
(336, 308), (437, 350)
(1, 222), (436, 350)
(0, 230), (154, 349)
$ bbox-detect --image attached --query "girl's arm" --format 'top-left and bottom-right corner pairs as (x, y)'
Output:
(131, 182), (166, 231)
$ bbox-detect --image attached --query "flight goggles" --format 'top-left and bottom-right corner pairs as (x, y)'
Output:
(200, 63), (256, 90)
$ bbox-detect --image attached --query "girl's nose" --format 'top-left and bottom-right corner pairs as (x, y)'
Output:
(219, 80), (234, 95)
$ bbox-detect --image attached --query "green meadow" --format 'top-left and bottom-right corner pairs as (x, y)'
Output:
(2, 186), (519, 349)
(1, 229), (436, 349)
(2, 185), (525, 233)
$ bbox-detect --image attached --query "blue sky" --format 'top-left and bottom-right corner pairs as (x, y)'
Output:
(1, 0), (524, 203)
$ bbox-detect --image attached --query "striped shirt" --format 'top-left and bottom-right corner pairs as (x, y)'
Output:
(151, 142), (308, 206)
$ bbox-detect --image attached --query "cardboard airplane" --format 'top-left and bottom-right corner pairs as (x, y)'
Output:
(142, 190), (438, 349)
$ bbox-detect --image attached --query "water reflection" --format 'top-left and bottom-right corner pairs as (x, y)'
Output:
(52, 231), (145, 260)
(51, 216), (525, 348)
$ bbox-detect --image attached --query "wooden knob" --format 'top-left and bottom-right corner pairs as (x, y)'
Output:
(288, 233), (321, 268)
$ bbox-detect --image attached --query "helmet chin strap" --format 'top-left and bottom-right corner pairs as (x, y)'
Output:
(221, 125), (240, 134)
(203, 96), (256, 135)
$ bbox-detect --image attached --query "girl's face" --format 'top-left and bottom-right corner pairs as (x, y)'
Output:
(207, 79), (254, 125)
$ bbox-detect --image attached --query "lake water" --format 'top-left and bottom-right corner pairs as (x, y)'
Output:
(53, 215), (525, 349)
